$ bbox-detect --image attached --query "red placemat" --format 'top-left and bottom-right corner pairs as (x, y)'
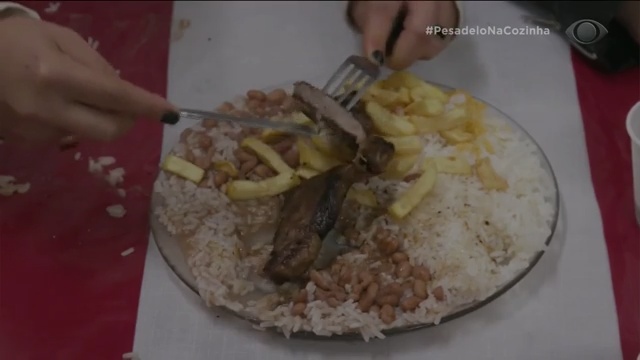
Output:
(0, 2), (172, 359)
(571, 51), (640, 360)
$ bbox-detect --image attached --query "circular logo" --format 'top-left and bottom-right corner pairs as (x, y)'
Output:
(565, 19), (609, 45)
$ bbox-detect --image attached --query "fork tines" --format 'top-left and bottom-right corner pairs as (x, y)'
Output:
(322, 55), (380, 110)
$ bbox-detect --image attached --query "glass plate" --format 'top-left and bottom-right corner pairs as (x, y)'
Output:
(150, 79), (560, 340)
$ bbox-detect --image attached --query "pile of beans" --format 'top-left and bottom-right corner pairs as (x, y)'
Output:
(176, 88), (303, 189)
(290, 229), (446, 325)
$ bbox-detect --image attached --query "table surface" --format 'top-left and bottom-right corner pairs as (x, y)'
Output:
(133, 1), (622, 359)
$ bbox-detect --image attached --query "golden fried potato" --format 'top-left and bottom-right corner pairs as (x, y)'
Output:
(440, 127), (475, 145)
(384, 71), (426, 90)
(347, 188), (378, 207)
(241, 137), (294, 174)
(297, 139), (342, 172)
(311, 135), (353, 162)
(226, 172), (301, 200)
(388, 160), (438, 219)
(383, 135), (424, 155)
(213, 161), (239, 177)
(295, 166), (320, 179)
(404, 98), (445, 117)
(475, 157), (508, 191)
(365, 102), (416, 136)
(433, 156), (472, 175)
(364, 86), (411, 108)
(409, 84), (448, 103)
(384, 154), (420, 179)
(291, 112), (314, 126)
(479, 138), (495, 154)
(162, 155), (205, 183)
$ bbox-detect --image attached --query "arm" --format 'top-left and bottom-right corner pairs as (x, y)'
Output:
(531, 1), (639, 73)
(0, 2), (39, 19)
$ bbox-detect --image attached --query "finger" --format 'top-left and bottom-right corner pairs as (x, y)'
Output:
(386, 32), (423, 70)
(48, 23), (116, 75)
(59, 103), (135, 142)
(55, 57), (175, 121)
(361, 1), (403, 61)
(404, 1), (448, 60)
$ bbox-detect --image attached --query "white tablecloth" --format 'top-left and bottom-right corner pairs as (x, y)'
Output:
(133, 1), (622, 359)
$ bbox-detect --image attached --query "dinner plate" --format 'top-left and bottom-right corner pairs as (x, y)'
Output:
(149, 79), (560, 339)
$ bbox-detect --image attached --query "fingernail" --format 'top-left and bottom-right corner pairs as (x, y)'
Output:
(371, 50), (384, 65)
(161, 111), (180, 125)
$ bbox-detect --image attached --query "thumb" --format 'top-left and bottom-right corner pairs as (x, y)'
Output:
(361, 1), (402, 62)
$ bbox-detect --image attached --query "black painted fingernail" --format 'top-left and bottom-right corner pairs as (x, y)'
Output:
(371, 50), (384, 65)
(161, 111), (180, 125)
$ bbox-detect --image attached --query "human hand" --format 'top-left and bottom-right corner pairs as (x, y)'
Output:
(0, 15), (176, 146)
(349, 1), (459, 70)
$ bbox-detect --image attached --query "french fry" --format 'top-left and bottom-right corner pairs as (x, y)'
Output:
(347, 188), (378, 207)
(475, 157), (508, 191)
(388, 160), (438, 219)
(260, 129), (287, 142)
(384, 154), (419, 178)
(291, 112), (314, 126)
(364, 86), (411, 108)
(226, 172), (301, 200)
(408, 115), (440, 134)
(408, 108), (467, 134)
(241, 137), (294, 174)
(433, 156), (472, 175)
(384, 71), (426, 89)
(295, 166), (320, 179)
(311, 135), (353, 162)
(297, 139), (342, 172)
(383, 135), (424, 155)
(213, 161), (239, 177)
(409, 84), (448, 103)
(365, 101), (416, 136)
(404, 98), (445, 117)
(480, 138), (495, 154)
(161, 155), (205, 183)
(440, 127), (475, 145)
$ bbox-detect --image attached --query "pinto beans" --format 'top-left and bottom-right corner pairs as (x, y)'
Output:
(412, 265), (431, 282)
(216, 101), (235, 113)
(253, 164), (274, 178)
(213, 172), (229, 188)
(391, 252), (408, 264)
(291, 302), (306, 317)
(375, 294), (399, 307)
(310, 270), (331, 290)
(433, 286), (446, 301)
(357, 282), (379, 312)
(266, 89), (287, 105)
(395, 261), (412, 279)
(282, 147), (299, 168)
(239, 157), (258, 177)
(292, 289), (308, 303)
(379, 304), (395, 324)
(376, 231), (399, 255)
(246, 90), (266, 101)
(400, 296), (421, 312)
(413, 279), (428, 299)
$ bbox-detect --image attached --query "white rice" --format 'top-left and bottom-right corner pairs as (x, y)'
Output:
(121, 247), (135, 257)
(106, 204), (127, 218)
(153, 107), (555, 340)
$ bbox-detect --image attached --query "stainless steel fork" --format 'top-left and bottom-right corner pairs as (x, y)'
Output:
(322, 55), (381, 111)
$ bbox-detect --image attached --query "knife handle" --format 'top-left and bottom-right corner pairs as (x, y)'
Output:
(384, 3), (408, 59)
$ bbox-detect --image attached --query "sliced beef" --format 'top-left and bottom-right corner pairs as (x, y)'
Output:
(263, 82), (396, 283)
(263, 164), (365, 283)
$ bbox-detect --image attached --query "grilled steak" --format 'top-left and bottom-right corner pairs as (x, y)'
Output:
(263, 164), (365, 284)
(263, 81), (396, 283)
